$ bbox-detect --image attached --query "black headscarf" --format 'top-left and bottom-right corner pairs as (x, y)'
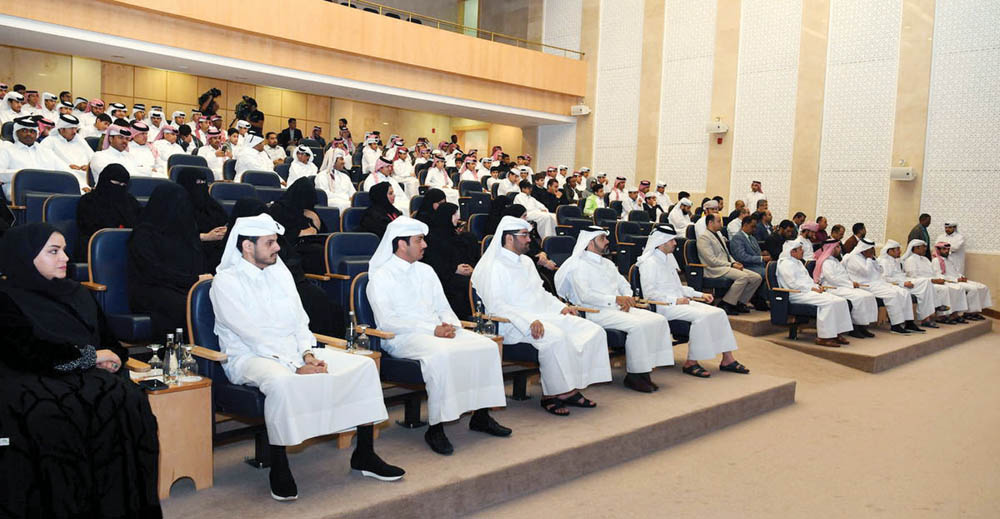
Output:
(76, 163), (141, 245)
(369, 181), (401, 218)
(222, 197), (268, 247)
(428, 202), (459, 238)
(358, 181), (402, 238)
(0, 223), (99, 346)
(502, 204), (527, 219)
(128, 183), (204, 289)
(268, 177), (319, 242)
(176, 166), (228, 233)
(416, 188), (445, 224)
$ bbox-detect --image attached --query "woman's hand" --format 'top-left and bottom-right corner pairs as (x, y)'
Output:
(201, 226), (227, 242)
(96, 349), (122, 372)
(456, 264), (474, 276)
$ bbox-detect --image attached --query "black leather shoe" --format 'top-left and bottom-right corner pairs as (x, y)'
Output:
(890, 324), (911, 335)
(641, 372), (659, 391)
(848, 329), (867, 339)
(720, 302), (739, 316)
(469, 415), (513, 437)
(736, 303), (752, 314)
(424, 426), (454, 455)
(269, 465), (298, 501)
(905, 321), (926, 333)
(351, 450), (405, 481)
(859, 326), (875, 338)
(624, 372), (655, 393)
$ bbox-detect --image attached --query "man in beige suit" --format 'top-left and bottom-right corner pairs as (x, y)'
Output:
(696, 213), (762, 315)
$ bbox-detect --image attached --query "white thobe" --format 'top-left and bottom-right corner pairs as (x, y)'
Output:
(211, 259), (387, 446)
(154, 140), (185, 176)
(197, 144), (228, 180)
(726, 217), (744, 237)
(932, 256), (991, 313)
(845, 255), (914, 325)
(745, 191), (766, 211)
(319, 147), (351, 173)
(146, 121), (164, 140)
(235, 148), (273, 182)
(818, 258), (878, 325)
(127, 141), (158, 178)
(496, 179), (520, 197)
(621, 196), (642, 216)
(558, 251), (673, 373)
(75, 110), (94, 127)
(425, 167), (460, 204)
(315, 169), (356, 210)
(459, 168), (478, 183)
(361, 146), (380, 175)
(89, 147), (140, 184)
(39, 133), (93, 191)
(445, 151), (459, 168)
(513, 192), (557, 238)
(935, 231), (966, 274)
(638, 249), (738, 360)
(392, 158), (419, 198)
(264, 145), (286, 164)
(0, 141), (63, 197)
(286, 159), (317, 186)
(776, 258), (853, 338)
(77, 124), (104, 140)
(667, 207), (692, 231)
(878, 256), (937, 320)
(903, 255), (967, 313)
(0, 107), (24, 125)
(475, 248), (612, 395)
(796, 236), (816, 261)
(368, 256), (506, 425)
(608, 188), (625, 203)
(362, 171), (410, 214)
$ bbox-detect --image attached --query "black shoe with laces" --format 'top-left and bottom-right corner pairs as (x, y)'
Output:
(424, 425), (454, 455)
(890, 324), (911, 335)
(469, 414), (513, 437)
(351, 450), (405, 481)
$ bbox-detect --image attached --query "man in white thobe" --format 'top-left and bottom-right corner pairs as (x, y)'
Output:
(424, 156), (460, 204)
(902, 239), (968, 324)
(621, 186), (643, 216)
(935, 222), (967, 274)
(472, 216), (612, 416)
(152, 126), (184, 175)
(639, 224), (748, 377)
(795, 221), (819, 261)
(391, 146), (419, 198)
(608, 176), (626, 204)
(555, 227), (674, 392)
(0, 92), (25, 125)
(126, 121), (159, 177)
(37, 92), (60, 122)
(496, 169), (521, 197)
(368, 217), (510, 455)
(776, 240), (854, 347)
(89, 125), (139, 184)
(667, 197), (693, 231)
(196, 127), (229, 180)
(844, 238), (924, 335)
(315, 151), (356, 211)
(210, 214), (404, 501)
(361, 137), (381, 176)
(878, 239), (939, 328)
(0, 117), (63, 198)
(235, 133), (273, 182)
(932, 242), (991, 319)
(513, 180), (557, 239)
(285, 145), (318, 186)
(745, 180), (765, 212)
(39, 114), (93, 192)
(812, 239), (878, 337)
(362, 157), (409, 214)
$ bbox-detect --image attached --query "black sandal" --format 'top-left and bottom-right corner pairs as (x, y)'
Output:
(540, 397), (570, 416)
(682, 363), (711, 378)
(561, 391), (597, 408)
(719, 361), (750, 374)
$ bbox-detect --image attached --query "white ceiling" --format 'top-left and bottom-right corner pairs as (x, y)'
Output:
(0, 15), (577, 127)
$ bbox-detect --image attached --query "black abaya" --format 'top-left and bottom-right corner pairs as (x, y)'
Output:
(0, 223), (161, 518)
(76, 163), (141, 257)
(127, 183), (206, 339)
(358, 181), (402, 238)
(422, 203), (479, 318)
(177, 166), (229, 272)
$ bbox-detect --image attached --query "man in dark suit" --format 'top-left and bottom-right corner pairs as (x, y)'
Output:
(906, 213), (932, 259)
(765, 219), (797, 260)
(842, 222), (866, 254)
(277, 118), (302, 149)
(753, 210), (773, 241)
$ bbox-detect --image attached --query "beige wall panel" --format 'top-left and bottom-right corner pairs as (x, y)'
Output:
(634, 0), (666, 182)
(704, 0), (741, 204)
(0, 46), (14, 86)
(166, 71), (197, 104)
(165, 102), (199, 121)
(133, 97), (162, 114)
(225, 82), (256, 114)
(306, 94), (331, 124)
(71, 56), (102, 100)
(101, 62), (134, 97)
(788, 0), (830, 219)
(197, 76), (229, 111)
(261, 117), (282, 137)
(2, 0), (577, 114)
(520, 126), (539, 159)
(254, 86), (282, 118)
(102, 94), (134, 111)
(574, 0), (600, 167)
(13, 48), (72, 95)
(281, 90), (307, 121)
(488, 124), (525, 157)
(133, 67), (166, 100)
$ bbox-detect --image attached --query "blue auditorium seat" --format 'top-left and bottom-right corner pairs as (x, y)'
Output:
(467, 213), (489, 241)
(542, 235), (575, 267)
(42, 194), (86, 280)
(556, 205), (592, 236)
(167, 153), (208, 171)
(610, 200), (623, 217)
(458, 180), (484, 196)
(351, 191), (371, 208)
(241, 170), (282, 187)
(627, 210), (653, 234)
(84, 136), (100, 152)
(169, 164), (214, 184)
(323, 232), (379, 312)
(593, 207), (618, 230)
(209, 182), (257, 204)
(315, 188), (328, 207)
(409, 195), (423, 216)
(11, 169), (81, 223)
(222, 159), (237, 181)
(341, 207), (365, 232)
(256, 187), (284, 204)
(765, 261), (818, 339)
(683, 239), (733, 295)
(459, 191), (490, 220)
(315, 207), (341, 233)
(686, 224), (696, 240)
(626, 264), (690, 341)
(274, 164), (290, 182)
(85, 229), (152, 342)
(128, 177), (172, 205)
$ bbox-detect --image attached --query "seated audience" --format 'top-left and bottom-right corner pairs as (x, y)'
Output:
(776, 241), (854, 347)
(696, 213), (763, 315)
(196, 127), (230, 180)
(39, 113), (93, 191)
(363, 157), (410, 214)
(763, 219), (795, 259)
(315, 149), (356, 211)
(424, 155), (460, 204)
(513, 180), (557, 238)
(844, 239), (924, 335)
(728, 214), (770, 309)
(901, 239), (969, 324)
(0, 117), (62, 198)
(931, 242), (991, 319)
(583, 183), (606, 217)
(286, 145), (318, 186)
(0, 223), (161, 518)
(842, 222), (866, 254)
(813, 216), (829, 243)
(878, 239), (940, 328)
(501, 204), (558, 294)
(235, 133), (272, 181)
(813, 239), (878, 338)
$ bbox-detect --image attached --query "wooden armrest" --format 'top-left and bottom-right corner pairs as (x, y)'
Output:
(327, 273), (351, 280)
(304, 273), (331, 281)
(313, 333), (347, 348)
(633, 302), (650, 308)
(460, 320), (476, 329)
(475, 312), (510, 323)
(81, 281), (107, 291)
(688, 263), (707, 268)
(570, 305), (599, 313)
(640, 299), (672, 306)
(821, 285), (837, 290)
(691, 297), (709, 302)
(126, 358), (150, 372)
(618, 241), (636, 247)
(191, 345), (227, 361)
(8, 204), (26, 210)
(857, 283), (870, 287)
(355, 325), (395, 339)
(771, 287), (801, 294)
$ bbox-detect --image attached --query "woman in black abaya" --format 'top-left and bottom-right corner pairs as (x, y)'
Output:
(127, 183), (208, 339)
(422, 202), (480, 318)
(176, 167), (229, 272)
(268, 177), (328, 275)
(414, 187), (445, 225)
(358, 181), (401, 238)
(0, 223), (161, 518)
(76, 163), (142, 256)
